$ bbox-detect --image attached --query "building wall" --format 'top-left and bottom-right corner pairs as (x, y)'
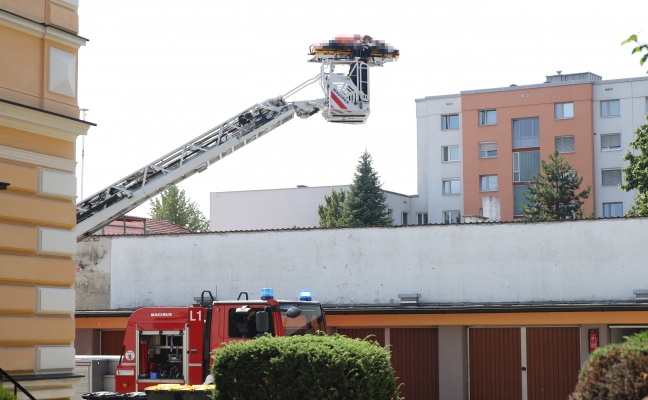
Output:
(592, 78), (648, 216)
(73, 218), (647, 309)
(210, 185), (415, 231)
(461, 82), (595, 220)
(0, 2), (89, 399)
(415, 94), (463, 224)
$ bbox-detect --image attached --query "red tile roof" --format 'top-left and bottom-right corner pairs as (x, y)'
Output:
(95, 216), (191, 235)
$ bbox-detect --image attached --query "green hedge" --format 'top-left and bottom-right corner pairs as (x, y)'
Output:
(211, 333), (402, 400)
(570, 330), (648, 400)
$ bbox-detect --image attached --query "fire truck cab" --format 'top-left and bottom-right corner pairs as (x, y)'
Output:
(115, 290), (326, 393)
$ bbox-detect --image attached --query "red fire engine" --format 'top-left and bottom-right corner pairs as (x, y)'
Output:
(114, 289), (326, 393)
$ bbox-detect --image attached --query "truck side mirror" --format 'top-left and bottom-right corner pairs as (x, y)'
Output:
(256, 311), (269, 334)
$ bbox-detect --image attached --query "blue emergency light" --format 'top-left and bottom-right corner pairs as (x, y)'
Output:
(261, 288), (274, 300)
(299, 290), (312, 301)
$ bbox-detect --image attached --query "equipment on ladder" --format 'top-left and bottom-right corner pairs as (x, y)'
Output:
(75, 37), (398, 240)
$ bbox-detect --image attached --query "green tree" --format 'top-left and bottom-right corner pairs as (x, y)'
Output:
(343, 151), (392, 227)
(520, 150), (591, 221)
(621, 118), (648, 216)
(317, 188), (348, 228)
(149, 185), (210, 232)
(622, 34), (648, 72)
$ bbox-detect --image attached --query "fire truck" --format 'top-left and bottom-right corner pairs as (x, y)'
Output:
(115, 289), (326, 393)
(75, 36), (398, 241)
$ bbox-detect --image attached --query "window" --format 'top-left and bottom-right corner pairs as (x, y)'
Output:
(443, 211), (461, 224)
(480, 175), (498, 192)
(602, 169), (622, 186)
(512, 117), (540, 148)
(555, 136), (575, 153)
(603, 202), (623, 217)
(442, 114), (459, 130)
(601, 100), (620, 117)
(555, 102), (574, 119)
(402, 212), (409, 225)
(442, 145), (460, 162)
(479, 109), (497, 126)
(417, 213), (428, 225)
(513, 151), (540, 182)
(442, 178), (460, 195)
(645, 97), (648, 114)
(514, 185), (532, 217)
(479, 142), (497, 158)
(601, 133), (621, 151)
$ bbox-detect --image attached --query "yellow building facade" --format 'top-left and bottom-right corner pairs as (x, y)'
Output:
(0, 1), (90, 398)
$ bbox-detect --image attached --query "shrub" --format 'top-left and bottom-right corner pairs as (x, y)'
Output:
(211, 333), (401, 400)
(570, 330), (648, 400)
(0, 383), (18, 400)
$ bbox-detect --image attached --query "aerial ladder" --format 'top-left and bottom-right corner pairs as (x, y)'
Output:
(75, 37), (399, 241)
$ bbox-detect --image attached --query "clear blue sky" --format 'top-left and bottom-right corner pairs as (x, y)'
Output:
(76, 0), (648, 218)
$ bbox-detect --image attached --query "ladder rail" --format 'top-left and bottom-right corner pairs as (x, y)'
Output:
(76, 101), (296, 240)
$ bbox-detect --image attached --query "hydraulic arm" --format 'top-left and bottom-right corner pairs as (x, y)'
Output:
(76, 40), (398, 240)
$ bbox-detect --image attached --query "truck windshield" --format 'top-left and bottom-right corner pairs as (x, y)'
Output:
(280, 303), (326, 336)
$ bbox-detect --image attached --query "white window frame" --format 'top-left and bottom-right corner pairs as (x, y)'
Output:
(478, 109), (497, 126)
(555, 102), (574, 119)
(601, 133), (621, 151)
(442, 145), (460, 162)
(401, 212), (409, 225)
(442, 114), (459, 130)
(443, 210), (461, 224)
(512, 117), (540, 149)
(480, 175), (499, 192)
(602, 168), (622, 186)
(479, 141), (497, 158)
(603, 202), (623, 218)
(555, 135), (575, 153)
(442, 178), (461, 195)
(601, 100), (620, 117)
(417, 213), (428, 225)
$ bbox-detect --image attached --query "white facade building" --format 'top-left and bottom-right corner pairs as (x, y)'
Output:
(210, 185), (415, 231)
(415, 94), (464, 224)
(592, 77), (648, 217)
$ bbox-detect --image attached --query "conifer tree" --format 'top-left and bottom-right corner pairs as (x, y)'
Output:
(621, 118), (648, 216)
(520, 150), (591, 221)
(343, 151), (392, 227)
(317, 188), (348, 228)
(149, 185), (210, 232)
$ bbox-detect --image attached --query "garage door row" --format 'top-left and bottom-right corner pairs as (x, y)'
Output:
(337, 326), (580, 400)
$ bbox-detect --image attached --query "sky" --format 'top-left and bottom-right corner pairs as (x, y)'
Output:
(76, 0), (648, 219)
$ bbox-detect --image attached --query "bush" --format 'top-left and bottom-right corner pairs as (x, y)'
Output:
(0, 383), (18, 400)
(211, 333), (401, 400)
(570, 330), (648, 400)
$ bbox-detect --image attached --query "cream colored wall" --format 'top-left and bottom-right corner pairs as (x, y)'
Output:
(0, 1), (88, 399)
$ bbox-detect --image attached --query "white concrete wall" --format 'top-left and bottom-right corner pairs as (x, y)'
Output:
(210, 185), (414, 231)
(97, 218), (648, 309)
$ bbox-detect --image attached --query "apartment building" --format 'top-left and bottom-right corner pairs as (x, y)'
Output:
(416, 72), (647, 223)
(0, 1), (91, 399)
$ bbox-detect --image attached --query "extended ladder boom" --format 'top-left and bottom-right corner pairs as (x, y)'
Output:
(76, 96), (297, 241)
(77, 48), (397, 240)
